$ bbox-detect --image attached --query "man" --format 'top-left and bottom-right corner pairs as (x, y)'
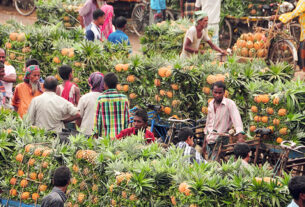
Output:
(79, 0), (100, 28)
(116, 109), (155, 143)
(41, 166), (71, 207)
(195, 0), (221, 46)
(287, 176), (305, 207)
(25, 59), (44, 83)
(27, 76), (80, 133)
(0, 63), (6, 108)
(12, 65), (43, 118)
(85, 9), (105, 41)
(203, 81), (244, 159)
(94, 72), (129, 138)
(176, 127), (206, 164)
(56, 65), (80, 106)
(180, 11), (226, 59)
(234, 143), (251, 168)
(278, 0), (305, 71)
(108, 16), (130, 45)
(78, 72), (104, 136)
(150, 0), (166, 24)
(0, 48), (16, 105)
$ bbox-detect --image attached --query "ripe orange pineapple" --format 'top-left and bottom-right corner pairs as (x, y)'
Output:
(202, 87), (210, 95)
(278, 109), (287, 116)
(39, 184), (48, 192)
(250, 126), (256, 132)
(32, 193), (39, 201)
(25, 144), (34, 153)
(171, 84), (179, 90)
(16, 154), (23, 163)
(28, 158), (35, 166)
(34, 148), (42, 156)
(251, 106), (258, 113)
(38, 173), (44, 181)
(20, 179), (28, 188)
(21, 192), (30, 200)
(10, 189), (17, 196)
(29, 172), (37, 180)
(77, 193), (85, 203)
(154, 79), (161, 87)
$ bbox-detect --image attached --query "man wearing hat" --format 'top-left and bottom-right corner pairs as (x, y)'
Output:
(12, 65), (43, 118)
(180, 11), (226, 59)
(195, 0), (221, 46)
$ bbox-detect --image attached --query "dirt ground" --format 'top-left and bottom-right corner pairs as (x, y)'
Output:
(0, 5), (141, 54)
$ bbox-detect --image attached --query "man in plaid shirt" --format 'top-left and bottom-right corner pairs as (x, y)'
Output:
(176, 127), (206, 164)
(94, 72), (129, 138)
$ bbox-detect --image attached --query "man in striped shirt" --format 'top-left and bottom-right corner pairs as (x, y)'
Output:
(94, 72), (129, 138)
(176, 127), (206, 164)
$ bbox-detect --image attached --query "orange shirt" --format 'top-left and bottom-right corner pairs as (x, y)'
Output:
(12, 82), (43, 118)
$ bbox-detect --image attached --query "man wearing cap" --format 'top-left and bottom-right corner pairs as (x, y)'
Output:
(195, 0), (221, 46)
(181, 11), (226, 58)
(12, 65), (43, 118)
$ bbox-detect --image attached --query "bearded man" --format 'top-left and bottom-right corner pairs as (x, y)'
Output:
(12, 65), (43, 118)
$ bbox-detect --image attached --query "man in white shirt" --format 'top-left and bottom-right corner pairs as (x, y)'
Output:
(26, 76), (80, 133)
(85, 9), (105, 41)
(0, 48), (16, 104)
(287, 176), (305, 207)
(180, 11), (226, 59)
(195, 0), (221, 46)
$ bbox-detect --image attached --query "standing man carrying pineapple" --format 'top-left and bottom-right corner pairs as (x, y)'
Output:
(195, 0), (221, 46)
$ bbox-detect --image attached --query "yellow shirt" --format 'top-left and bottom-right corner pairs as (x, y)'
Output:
(279, 0), (305, 41)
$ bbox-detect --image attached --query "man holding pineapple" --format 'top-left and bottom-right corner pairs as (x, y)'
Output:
(180, 11), (227, 58)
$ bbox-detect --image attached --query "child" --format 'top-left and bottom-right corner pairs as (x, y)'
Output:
(56, 65), (80, 106)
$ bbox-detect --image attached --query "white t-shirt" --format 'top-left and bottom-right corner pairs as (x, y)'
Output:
(1, 65), (16, 98)
(180, 26), (210, 58)
(195, 0), (221, 24)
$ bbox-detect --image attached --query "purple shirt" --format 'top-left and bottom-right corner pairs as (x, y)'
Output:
(79, 0), (97, 27)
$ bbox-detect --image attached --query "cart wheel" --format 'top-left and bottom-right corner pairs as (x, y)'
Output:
(269, 39), (298, 69)
(15, 0), (35, 16)
(219, 19), (232, 49)
(131, 3), (149, 37)
(290, 23), (301, 45)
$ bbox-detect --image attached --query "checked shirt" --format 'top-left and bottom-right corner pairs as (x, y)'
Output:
(176, 141), (206, 164)
(94, 89), (129, 138)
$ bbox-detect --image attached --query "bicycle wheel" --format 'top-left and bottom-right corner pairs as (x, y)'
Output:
(15, 0), (36, 16)
(131, 3), (149, 37)
(269, 39), (298, 69)
(219, 19), (232, 49)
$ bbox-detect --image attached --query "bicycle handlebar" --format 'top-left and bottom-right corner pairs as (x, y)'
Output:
(168, 117), (191, 123)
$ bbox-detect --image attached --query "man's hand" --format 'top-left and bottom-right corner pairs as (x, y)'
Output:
(270, 15), (279, 21)
(237, 133), (246, 143)
(220, 49), (228, 56)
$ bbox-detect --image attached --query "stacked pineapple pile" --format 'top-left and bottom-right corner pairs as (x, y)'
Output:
(232, 32), (269, 59)
(66, 150), (101, 207)
(249, 94), (288, 144)
(5, 32), (30, 82)
(7, 144), (56, 205)
(62, 4), (83, 28)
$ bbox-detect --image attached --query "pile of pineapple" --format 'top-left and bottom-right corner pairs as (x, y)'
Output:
(5, 32), (30, 82)
(66, 150), (102, 206)
(62, 4), (83, 28)
(6, 144), (56, 205)
(249, 94), (288, 144)
(232, 32), (269, 59)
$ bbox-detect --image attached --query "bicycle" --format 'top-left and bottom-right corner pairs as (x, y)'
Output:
(14, 0), (36, 16)
(131, 0), (174, 36)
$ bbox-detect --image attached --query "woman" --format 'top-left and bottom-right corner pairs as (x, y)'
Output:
(77, 72), (104, 136)
(99, 4), (114, 40)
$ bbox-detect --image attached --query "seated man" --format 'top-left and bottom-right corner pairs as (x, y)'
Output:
(116, 109), (155, 143)
(26, 76), (80, 133)
(176, 127), (206, 164)
(287, 176), (305, 207)
(233, 143), (250, 168)
(108, 16), (130, 45)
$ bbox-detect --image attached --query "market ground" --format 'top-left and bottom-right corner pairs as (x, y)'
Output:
(0, 5), (141, 54)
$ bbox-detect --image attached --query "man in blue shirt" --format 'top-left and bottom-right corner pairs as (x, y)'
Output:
(108, 16), (130, 45)
(287, 176), (305, 207)
(85, 9), (105, 41)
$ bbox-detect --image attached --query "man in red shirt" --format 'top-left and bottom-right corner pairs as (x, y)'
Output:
(116, 109), (155, 143)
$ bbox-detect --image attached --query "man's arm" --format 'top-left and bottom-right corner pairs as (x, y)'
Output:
(78, 15), (85, 28)
(229, 101), (244, 140)
(2, 73), (16, 83)
(279, 2), (305, 24)
(184, 38), (199, 54)
(75, 87), (81, 106)
(93, 100), (102, 136)
(207, 40), (227, 55)
(63, 113), (81, 123)
(25, 100), (36, 125)
(11, 86), (19, 111)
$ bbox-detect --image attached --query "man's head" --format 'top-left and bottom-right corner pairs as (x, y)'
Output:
(234, 143), (250, 161)
(44, 76), (58, 92)
(212, 81), (226, 104)
(104, 72), (118, 90)
(178, 127), (194, 147)
(58, 65), (73, 81)
(53, 166), (71, 189)
(0, 62), (5, 80)
(93, 9), (105, 26)
(24, 65), (41, 94)
(288, 176), (305, 203)
(26, 59), (39, 67)
(115, 16), (127, 30)
(134, 109), (148, 131)
(0, 48), (5, 63)
(194, 11), (208, 29)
